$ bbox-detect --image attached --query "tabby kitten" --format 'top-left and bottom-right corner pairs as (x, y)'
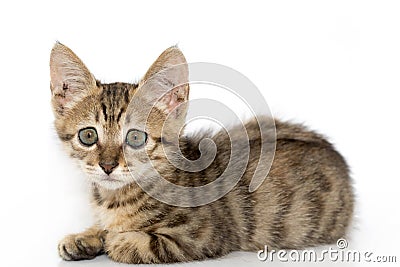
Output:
(51, 43), (354, 264)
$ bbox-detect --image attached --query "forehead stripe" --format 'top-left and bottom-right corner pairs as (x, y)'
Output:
(101, 103), (107, 121)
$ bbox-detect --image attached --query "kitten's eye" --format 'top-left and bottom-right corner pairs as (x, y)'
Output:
(126, 129), (147, 149)
(78, 127), (98, 146)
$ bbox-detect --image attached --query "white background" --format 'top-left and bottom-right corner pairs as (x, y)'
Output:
(0, 1), (399, 266)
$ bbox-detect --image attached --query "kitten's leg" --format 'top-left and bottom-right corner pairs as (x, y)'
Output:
(58, 226), (106, 261)
(105, 231), (196, 264)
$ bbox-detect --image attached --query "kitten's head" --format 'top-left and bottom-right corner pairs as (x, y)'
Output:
(50, 43), (189, 190)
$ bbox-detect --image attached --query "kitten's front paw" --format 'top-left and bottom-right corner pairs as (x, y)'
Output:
(58, 233), (103, 261)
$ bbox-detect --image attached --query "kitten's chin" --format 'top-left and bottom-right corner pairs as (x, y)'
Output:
(94, 179), (127, 190)
(89, 174), (130, 190)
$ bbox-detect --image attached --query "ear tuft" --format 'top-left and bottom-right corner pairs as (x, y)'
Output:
(142, 46), (187, 80)
(50, 42), (96, 116)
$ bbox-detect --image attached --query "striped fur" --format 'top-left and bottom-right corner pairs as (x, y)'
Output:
(51, 43), (354, 264)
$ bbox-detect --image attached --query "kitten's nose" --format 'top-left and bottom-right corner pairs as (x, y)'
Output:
(99, 161), (119, 175)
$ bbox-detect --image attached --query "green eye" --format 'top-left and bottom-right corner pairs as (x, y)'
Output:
(78, 127), (98, 146)
(126, 129), (147, 149)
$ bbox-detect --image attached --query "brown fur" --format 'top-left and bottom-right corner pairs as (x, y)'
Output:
(51, 43), (354, 263)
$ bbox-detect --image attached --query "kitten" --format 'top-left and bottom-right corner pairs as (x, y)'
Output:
(50, 43), (354, 264)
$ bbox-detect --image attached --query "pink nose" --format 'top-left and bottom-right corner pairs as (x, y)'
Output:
(99, 161), (119, 175)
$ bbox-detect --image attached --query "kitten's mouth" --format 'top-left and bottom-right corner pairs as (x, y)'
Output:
(90, 172), (123, 183)
(92, 174), (127, 190)
(87, 170), (131, 189)
(101, 176), (121, 182)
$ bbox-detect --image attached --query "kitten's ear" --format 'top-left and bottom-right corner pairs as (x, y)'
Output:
(50, 42), (97, 116)
(141, 46), (189, 115)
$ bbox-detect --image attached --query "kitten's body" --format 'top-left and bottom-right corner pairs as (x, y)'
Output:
(51, 43), (354, 263)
